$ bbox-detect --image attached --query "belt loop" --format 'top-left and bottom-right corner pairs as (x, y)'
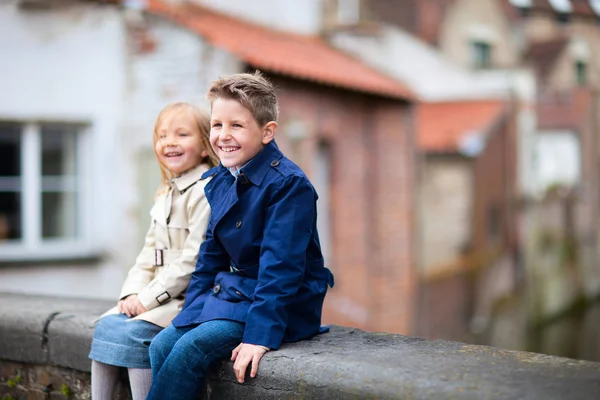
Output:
(155, 249), (164, 266)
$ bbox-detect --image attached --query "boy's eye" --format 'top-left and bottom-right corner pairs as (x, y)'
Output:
(159, 134), (166, 139)
(233, 124), (242, 128)
(179, 132), (188, 136)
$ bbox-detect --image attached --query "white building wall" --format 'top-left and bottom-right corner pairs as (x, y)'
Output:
(0, 2), (130, 299)
(195, 0), (323, 34)
(0, 2), (242, 299)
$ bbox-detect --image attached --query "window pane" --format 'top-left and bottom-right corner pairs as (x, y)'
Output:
(0, 192), (21, 240)
(0, 123), (22, 241)
(42, 124), (78, 176)
(0, 123), (21, 177)
(41, 124), (80, 239)
(42, 192), (77, 239)
(471, 41), (492, 69)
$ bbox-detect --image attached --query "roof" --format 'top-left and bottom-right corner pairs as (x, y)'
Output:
(525, 38), (569, 81)
(145, 0), (414, 101)
(417, 100), (506, 154)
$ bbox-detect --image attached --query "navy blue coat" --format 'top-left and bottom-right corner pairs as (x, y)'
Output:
(172, 141), (335, 350)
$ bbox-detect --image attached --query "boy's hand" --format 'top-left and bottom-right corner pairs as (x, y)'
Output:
(231, 343), (268, 383)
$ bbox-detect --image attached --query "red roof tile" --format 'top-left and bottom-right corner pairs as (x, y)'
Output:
(417, 100), (506, 153)
(145, 0), (414, 100)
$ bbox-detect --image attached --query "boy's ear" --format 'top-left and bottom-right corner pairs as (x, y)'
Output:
(262, 121), (277, 145)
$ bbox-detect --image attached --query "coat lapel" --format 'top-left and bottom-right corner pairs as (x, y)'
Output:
(207, 170), (239, 229)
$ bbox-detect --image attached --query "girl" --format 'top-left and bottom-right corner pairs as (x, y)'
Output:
(89, 102), (218, 400)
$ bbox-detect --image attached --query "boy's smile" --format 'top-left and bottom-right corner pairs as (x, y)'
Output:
(210, 98), (276, 171)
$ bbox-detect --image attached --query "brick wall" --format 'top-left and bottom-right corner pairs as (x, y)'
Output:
(472, 109), (517, 253)
(0, 360), (129, 400)
(270, 76), (417, 335)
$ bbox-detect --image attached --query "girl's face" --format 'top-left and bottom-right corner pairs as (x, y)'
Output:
(155, 109), (208, 176)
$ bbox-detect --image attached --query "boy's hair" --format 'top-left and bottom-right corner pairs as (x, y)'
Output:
(207, 71), (279, 126)
(153, 102), (219, 195)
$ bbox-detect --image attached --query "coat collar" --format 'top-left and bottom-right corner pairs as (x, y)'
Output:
(172, 163), (210, 192)
(236, 141), (283, 186)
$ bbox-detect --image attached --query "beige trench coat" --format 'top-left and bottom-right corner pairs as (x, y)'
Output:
(99, 163), (212, 328)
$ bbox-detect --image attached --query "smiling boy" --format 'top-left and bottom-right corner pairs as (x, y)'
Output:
(146, 72), (334, 400)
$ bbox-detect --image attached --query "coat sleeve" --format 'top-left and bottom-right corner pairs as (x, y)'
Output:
(242, 176), (316, 349)
(137, 185), (212, 311)
(119, 220), (157, 300)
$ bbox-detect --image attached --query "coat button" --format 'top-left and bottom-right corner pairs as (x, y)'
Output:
(236, 220), (242, 229)
(270, 160), (280, 167)
(213, 283), (221, 294)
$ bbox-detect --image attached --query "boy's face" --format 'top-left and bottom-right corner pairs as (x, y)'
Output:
(210, 98), (276, 171)
(155, 109), (207, 176)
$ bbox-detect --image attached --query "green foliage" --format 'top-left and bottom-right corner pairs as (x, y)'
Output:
(6, 375), (21, 388)
(60, 383), (73, 397)
(0, 395), (15, 400)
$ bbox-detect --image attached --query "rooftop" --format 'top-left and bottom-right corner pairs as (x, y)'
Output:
(145, 0), (414, 101)
(417, 100), (506, 154)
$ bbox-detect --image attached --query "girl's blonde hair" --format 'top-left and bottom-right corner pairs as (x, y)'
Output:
(153, 102), (219, 196)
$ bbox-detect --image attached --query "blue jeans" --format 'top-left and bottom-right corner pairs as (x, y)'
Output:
(147, 320), (245, 400)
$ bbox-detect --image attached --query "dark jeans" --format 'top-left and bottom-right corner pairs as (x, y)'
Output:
(147, 320), (245, 400)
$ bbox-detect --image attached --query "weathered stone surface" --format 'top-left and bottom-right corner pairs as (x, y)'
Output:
(0, 293), (111, 371)
(208, 326), (600, 399)
(2, 293), (600, 399)
(48, 313), (99, 372)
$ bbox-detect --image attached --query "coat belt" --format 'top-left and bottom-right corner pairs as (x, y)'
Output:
(138, 248), (183, 266)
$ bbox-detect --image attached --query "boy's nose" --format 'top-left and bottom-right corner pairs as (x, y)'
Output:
(219, 128), (233, 140)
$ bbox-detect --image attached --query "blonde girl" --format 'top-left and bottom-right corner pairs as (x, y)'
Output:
(89, 103), (218, 400)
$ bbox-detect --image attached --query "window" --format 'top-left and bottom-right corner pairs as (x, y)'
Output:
(314, 141), (333, 270)
(471, 41), (492, 69)
(0, 121), (90, 260)
(575, 60), (587, 85)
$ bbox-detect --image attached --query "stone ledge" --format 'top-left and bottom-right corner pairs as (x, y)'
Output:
(1, 292), (600, 399)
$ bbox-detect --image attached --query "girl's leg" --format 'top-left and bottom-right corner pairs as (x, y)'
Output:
(147, 320), (244, 400)
(127, 368), (153, 400)
(91, 360), (120, 400)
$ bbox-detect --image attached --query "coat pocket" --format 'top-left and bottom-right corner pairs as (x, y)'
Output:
(214, 271), (257, 303)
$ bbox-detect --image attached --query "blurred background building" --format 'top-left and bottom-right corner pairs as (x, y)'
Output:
(1, 0), (599, 362)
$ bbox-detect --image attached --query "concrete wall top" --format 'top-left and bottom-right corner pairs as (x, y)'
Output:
(1, 293), (599, 399)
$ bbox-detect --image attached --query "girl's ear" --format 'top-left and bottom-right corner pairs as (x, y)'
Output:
(200, 149), (208, 158)
(262, 121), (277, 144)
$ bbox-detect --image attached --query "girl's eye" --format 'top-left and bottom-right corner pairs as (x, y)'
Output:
(212, 123), (222, 128)
(159, 135), (166, 139)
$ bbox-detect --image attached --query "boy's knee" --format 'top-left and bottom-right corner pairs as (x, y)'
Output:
(149, 330), (171, 357)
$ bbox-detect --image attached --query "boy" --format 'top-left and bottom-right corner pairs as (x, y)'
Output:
(147, 72), (335, 400)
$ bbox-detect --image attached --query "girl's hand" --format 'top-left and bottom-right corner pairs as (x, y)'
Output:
(231, 343), (268, 383)
(119, 295), (147, 317)
(117, 298), (127, 314)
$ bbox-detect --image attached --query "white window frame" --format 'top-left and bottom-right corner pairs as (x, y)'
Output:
(0, 121), (95, 261)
